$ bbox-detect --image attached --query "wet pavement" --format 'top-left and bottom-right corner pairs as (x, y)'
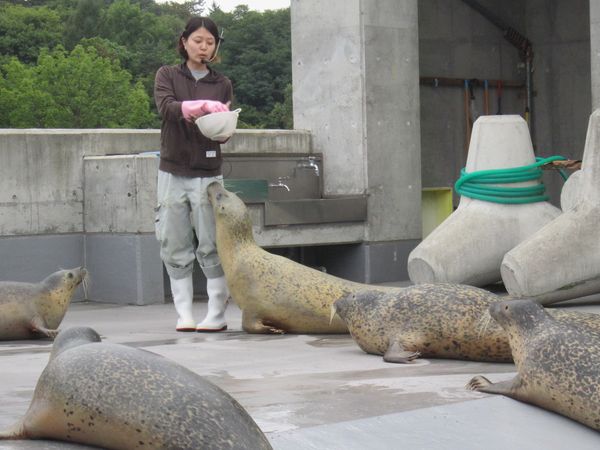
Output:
(0, 293), (599, 449)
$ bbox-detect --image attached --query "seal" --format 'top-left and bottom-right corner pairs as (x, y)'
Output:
(0, 326), (273, 449)
(207, 181), (386, 334)
(467, 300), (600, 431)
(0, 267), (87, 340)
(333, 284), (600, 363)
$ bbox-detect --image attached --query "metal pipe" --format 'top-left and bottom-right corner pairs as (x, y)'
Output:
(420, 76), (524, 89)
(525, 57), (534, 142)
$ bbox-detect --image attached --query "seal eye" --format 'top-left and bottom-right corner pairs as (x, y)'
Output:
(504, 305), (509, 310)
(216, 193), (223, 201)
(68, 273), (74, 279)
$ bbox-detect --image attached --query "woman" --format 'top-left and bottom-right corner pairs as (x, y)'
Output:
(154, 17), (232, 332)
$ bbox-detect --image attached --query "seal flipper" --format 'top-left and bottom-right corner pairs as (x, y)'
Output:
(383, 340), (421, 364)
(30, 316), (58, 339)
(467, 375), (525, 400)
(241, 311), (285, 334)
(0, 420), (27, 440)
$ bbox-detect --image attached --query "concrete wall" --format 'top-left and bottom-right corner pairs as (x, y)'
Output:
(526, 0), (591, 202)
(0, 130), (164, 303)
(593, 1), (600, 109)
(418, 0), (525, 192)
(0, 129), (364, 303)
(593, 0), (600, 109)
(418, 0), (591, 205)
(291, 0), (422, 243)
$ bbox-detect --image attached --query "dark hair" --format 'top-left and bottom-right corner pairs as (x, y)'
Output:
(178, 17), (221, 60)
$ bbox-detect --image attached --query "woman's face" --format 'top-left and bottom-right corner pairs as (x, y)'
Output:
(183, 26), (216, 68)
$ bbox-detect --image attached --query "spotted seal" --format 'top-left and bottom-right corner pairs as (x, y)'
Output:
(207, 181), (389, 334)
(0, 267), (87, 340)
(333, 284), (600, 363)
(467, 299), (600, 431)
(0, 326), (272, 449)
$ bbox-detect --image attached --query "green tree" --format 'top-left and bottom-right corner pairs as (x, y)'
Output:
(0, 57), (54, 127)
(0, 3), (64, 64)
(266, 82), (293, 129)
(63, 0), (105, 49)
(0, 1), (294, 129)
(209, 6), (292, 128)
(0, 45), (155, 128)
(98, 0), (185, 97)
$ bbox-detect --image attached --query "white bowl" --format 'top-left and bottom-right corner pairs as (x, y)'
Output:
(195, 108), (241, 141)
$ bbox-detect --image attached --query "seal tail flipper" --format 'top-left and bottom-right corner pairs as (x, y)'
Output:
(0, 420), (27, 440)
(383, 340), (421, 364)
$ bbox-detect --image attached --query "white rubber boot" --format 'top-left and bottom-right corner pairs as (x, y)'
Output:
(196, 275), (228, 332)
(170, 276), (195, 332)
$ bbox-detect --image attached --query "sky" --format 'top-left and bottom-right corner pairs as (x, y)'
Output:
(210, 0), (290, 12)
(161, 0), (291, 12)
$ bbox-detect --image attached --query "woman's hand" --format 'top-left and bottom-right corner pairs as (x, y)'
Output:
(182, 100), (230, 121)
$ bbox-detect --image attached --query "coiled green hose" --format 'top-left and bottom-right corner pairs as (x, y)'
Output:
(454, 156), (568, 204)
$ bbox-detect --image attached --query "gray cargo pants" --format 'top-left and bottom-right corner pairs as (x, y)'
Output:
(155, 170), (224, 280)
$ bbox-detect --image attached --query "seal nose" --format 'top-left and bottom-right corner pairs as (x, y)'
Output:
(208, 181), (224, 194)
(207, 181), (227, 204)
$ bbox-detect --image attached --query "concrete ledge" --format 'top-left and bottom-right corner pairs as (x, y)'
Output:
(222, 129), (313, 154)
(0, 129), (380, 304)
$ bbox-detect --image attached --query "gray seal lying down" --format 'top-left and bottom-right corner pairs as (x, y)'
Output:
(467, 299), (600, 431)
(333, 283), (600, 363)
(0, 326), (273, 449)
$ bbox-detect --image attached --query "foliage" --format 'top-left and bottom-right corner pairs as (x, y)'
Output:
(267, 83), (293, 129)
(0, 46), (156, 128)
(0, 3), (64, 64)
(211, 6), (291, 128)
(0, 0), (292, 129)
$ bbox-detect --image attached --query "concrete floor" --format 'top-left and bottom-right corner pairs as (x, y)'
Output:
(0, 292), (599, 449)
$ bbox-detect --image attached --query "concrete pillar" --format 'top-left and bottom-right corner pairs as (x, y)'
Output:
(291, 0), (421, 282)
(592, 0), (600, 109)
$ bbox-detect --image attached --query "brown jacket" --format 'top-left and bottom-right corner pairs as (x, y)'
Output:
(154, 63), (233, 177)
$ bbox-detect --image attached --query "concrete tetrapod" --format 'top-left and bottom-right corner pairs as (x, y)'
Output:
(502, 109), (600, 304)
(408, 115), (561, 286)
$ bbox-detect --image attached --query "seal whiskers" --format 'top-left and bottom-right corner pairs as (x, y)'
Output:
(81, 272), (90, 301)
(475, 310), (493, 339)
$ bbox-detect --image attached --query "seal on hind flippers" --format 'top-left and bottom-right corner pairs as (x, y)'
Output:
(207, 181), (389, 334)
(0, 326), (273, 450)
(333, 284), (600, 363)
(467, 299), (600, 431)
(0, 268), (87, 340)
